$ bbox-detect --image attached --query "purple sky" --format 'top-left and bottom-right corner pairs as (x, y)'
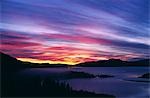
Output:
(0, 0), (149, 65)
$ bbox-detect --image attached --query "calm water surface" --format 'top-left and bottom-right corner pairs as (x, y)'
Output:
(20, 67), (150, 98)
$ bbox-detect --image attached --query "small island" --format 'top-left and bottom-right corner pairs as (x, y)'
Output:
(125, 73), (150, 83)
(138, 73), (150, 79)
(66, 71), (95, 79)
(64, 71), (115, 79)
(96, 74), (114, 78)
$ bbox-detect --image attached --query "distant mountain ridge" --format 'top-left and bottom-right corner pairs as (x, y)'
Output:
(77, 58), (149, 67)
(0, 52), (149, 70)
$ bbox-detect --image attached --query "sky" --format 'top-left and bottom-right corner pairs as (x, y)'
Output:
(0, 0), (149, 65)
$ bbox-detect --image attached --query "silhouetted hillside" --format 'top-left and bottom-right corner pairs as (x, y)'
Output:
(2, 74), (115, 97)
(127, 59), (150, 66)
(1, 52), (149, 69)
(0, 52), (67, 70)
(77, 59), (149, 67)
(1, 52), (28, 73)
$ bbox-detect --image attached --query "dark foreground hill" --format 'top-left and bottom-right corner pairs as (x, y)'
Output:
(0, 52), (115, 97)
(1, 52), (28, 74)
(1, 52), (67, 69)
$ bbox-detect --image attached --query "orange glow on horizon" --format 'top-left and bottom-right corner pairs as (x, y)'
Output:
(17, 56), (108, 65)
(17, 58), (77, 65)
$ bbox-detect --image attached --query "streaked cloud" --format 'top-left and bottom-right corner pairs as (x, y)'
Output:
(0, 0), (149, 65)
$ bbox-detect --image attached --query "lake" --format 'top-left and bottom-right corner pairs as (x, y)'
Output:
(20, 67), (150, 98)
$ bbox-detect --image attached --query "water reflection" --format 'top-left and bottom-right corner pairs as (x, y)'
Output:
(20, 67), (149, 98)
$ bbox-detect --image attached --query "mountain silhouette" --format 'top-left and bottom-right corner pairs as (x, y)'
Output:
(1, 52), (27, 73)
(77, 59), (149, 67)
(0, 52), (67, 70)
(1, 52), (149, 69)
